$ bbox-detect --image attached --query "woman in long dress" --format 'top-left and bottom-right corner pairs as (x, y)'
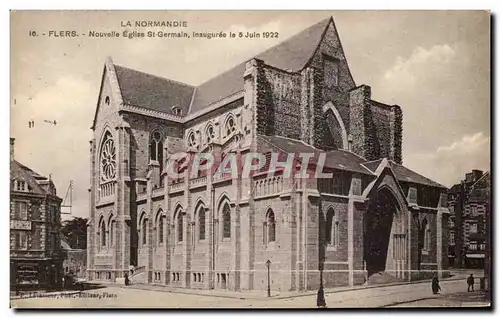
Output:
(432, 275), (441, 294)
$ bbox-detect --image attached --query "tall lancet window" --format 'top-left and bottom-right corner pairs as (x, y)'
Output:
(266, 209), (276, 243)
(149, 130), (164, 185)
(326, 208), (339, 249)
(222, 203), (231, 239)
(323, 55), (339, 88)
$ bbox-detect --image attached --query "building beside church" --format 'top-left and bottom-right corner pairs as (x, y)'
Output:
(447, 170), (490, 268)
(10, 138), (64, 290)
(87, 17), (450, 291)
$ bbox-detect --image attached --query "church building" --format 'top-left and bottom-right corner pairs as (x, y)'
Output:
(87, 17), (450, 291)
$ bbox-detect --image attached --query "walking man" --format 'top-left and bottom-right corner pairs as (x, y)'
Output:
(467, 274), (475, 292)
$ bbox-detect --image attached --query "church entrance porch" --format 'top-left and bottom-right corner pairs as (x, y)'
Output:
(364, 188), (408, 283)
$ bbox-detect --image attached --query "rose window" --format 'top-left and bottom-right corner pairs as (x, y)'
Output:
(100, 132), (116, 182)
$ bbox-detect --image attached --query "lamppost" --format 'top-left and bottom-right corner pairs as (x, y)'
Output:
(265, 259), (271, 297)
(319, 259), (324, 288)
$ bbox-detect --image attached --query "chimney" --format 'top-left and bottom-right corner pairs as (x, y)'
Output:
(10, 138), (14, 161)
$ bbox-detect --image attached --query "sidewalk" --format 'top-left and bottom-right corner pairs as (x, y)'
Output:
(105, 274), (467, 300)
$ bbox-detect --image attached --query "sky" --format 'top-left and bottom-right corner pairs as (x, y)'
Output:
(10, 10), (490, 219)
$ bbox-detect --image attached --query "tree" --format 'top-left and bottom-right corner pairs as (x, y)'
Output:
(61, 217), (88, 249)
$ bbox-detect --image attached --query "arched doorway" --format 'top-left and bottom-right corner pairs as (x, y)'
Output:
(364, 187), (407, 280)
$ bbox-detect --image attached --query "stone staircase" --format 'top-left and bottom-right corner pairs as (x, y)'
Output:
(130, 266), (147, 284)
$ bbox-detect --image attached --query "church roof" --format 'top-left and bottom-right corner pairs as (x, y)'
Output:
(189, 17), (331, 114)
(114, 65), (195, 116)
(390, 162), (447, 189)
(258, 135), (374, 175)
(111, 17), (332, 116)
(362, 159), (447, 189)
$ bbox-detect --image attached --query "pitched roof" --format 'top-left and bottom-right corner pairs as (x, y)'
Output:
(114, 65), (195, 116)
(10, 160), (49, 195)
(189, 17), (331, 114)
(388, 161), (447, 189)
(362, 159), (384, 173)
(110, 17), (332, 116)
(258, 135), (374, 175)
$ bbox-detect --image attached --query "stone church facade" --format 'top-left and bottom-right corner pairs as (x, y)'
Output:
(87, 17), (450, 291)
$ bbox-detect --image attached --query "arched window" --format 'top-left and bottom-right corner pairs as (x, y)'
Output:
(100, 131), (116, 182)
(99, 217), (106, 248)
(266, 209), (276, 243)
(205, 123), (216, 144)
(423, 219), (431, 251)
(156, 210), (164, 245)
(222, 203), (231, 239)
(109, 218), (115, 248)
(187, 131), (196, 148)
(224, 115), (236, 137)
(198, 206), (206, 241)
(149, 130), (164, 163)
(326, 208), (339, 248)
(177, 211), (184, 242)
(141, 216), (148, 245)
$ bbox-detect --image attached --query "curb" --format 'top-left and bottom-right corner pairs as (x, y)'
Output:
(115, 276), (466, 301)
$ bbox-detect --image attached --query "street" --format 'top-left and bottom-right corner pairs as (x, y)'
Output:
(10, 279), (490, 309)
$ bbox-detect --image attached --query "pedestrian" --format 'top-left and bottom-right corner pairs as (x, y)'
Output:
(467, 274), (475, 292)
(431, 274), (441, 294)
(317, 284), (327, 308)
(124, 272), (130, 286)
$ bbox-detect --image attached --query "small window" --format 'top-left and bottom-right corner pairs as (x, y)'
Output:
(16, 180), (27, 192)
(15, 202), (28, 220)
(187, 131), (197, 148)
(224, 116), (236, 137)
(15, 232), (28, 250)
(105, 96), (110, 105)
(172, 106), (182, 116)
(205, 124), (216, 144)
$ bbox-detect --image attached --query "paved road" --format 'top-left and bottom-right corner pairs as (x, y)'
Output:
(10, 279), (484, 309)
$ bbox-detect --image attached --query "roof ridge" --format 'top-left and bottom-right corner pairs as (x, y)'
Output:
(192, 16), (332, 91)
(114, 64), (195, 88)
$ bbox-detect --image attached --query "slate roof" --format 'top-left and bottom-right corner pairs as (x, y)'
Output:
(361, 159), (383, 173)
(114, 65), (195, 116)
(258, 135), (374, 175)
(10, 160), (49, 195)
(111, 17), (332, 116)
(361, 158), (446, 189)
(388, 161), (447, 189)
(189, 17), (331, 114)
